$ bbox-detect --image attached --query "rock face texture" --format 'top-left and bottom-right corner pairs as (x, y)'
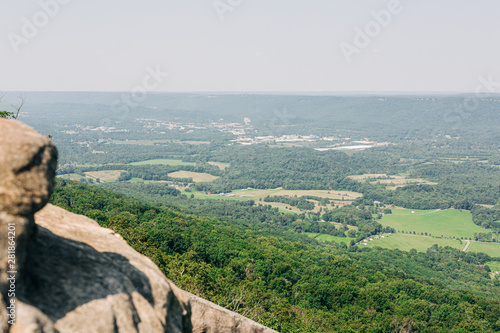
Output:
(188, 293), (278, 333)
(0, 119), (191, 333)
(0, 120), (58, 332)
(26, 204), (192, 333)
(0, 119), (279, 333)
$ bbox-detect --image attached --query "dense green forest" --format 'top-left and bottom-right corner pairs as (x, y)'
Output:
(103, 182), (389, 243)
(59, 143), (499, 208)
(68, 140), (499, 238)
(50, 180), (500, 332)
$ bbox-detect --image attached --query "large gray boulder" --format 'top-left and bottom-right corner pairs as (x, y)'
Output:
(0, 119), (58, 332)
(25, 204), (192, 333)
(0, 119), (192, 333)
(0, 119), (278, 333)
(187, 293), (278, 333)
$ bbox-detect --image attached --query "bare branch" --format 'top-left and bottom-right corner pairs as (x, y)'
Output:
(10, 94), (26, 119)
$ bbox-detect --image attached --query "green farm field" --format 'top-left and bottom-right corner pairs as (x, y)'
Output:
(85, 170), (126, 182)
(329, 222), (358, 231)
(367, 233), (464, 252)
(129, 159), (196, 166)
(264, 202), (302, 213)
(231, 188), (362, 201)
(208, 161), (230, 170)
(58, 173), (84, 181)
(486, 261), (500, 272)
(468, 242), (500, 258)
(379, 208), (484, 239)
(348, 174), (437, 190)
(307, 233), (355, 245)
(168, 171), (218, 182)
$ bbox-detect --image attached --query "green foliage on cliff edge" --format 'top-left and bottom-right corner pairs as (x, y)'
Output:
(0, 110), (15, 119)
(51, 180), (500, 333)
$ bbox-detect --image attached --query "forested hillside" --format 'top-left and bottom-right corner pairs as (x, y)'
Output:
(51, 180), (500, 332)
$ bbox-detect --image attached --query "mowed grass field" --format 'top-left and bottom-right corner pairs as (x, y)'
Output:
(468, 242), (500, 258)
(208, 161), (230, 170)
(231, 188), (362, 201)
(379, 208), (484, 239)
(348, 174), (388, 180)
(329, 222), (358, 231)
(85, 170), (126, 182)
(59, 170), (125, 182)
(264, 202), (302, 213)
(367, 233), (464, 252)
(58, 173), (84, 181)
(316, 234), (356, 245)
(307, 233), (356, 245)
(168, 171), (219, 182)
(348, 174), (437, 190)
(486, 261), (500, 272)
(129, 159), (196, 166)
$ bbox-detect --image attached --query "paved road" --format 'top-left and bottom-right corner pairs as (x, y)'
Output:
(463, 240), (471, 252)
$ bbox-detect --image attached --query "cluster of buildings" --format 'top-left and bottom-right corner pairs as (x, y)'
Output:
(358, 233), (391, 246)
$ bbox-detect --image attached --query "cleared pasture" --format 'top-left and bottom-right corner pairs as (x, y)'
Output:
(486, 261), (500, 271)
(468, 242), (500, 258)
(265, 202), (302, 213)
(130, 159), (196, 166)
(348, 174), (388, 180)
(231, 188), (362, 201)
(168, 171), (219, 182)
(370, 176), (438, 189)
(328, 222), (358, 231)
(58, 173), (84, 181)
(316, 234), (356, 245)
(307, 233), (355, 245)
(379, 208), (484, 239)
(208, 161), (230, 170)
(348, 173), (437, 189)
(85, 170), (126, 182)
(366, 233), (464, 252)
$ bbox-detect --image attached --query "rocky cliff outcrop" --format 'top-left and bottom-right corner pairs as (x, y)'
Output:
(0, 120), (58, 332)
(188, 293), (277, 333)
(0, 119), (277, 333)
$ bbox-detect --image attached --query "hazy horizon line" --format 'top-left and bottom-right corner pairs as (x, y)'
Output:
(3, 90), (500, 96)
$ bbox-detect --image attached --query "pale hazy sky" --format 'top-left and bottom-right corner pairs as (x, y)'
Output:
(1, 0), (499, 92)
